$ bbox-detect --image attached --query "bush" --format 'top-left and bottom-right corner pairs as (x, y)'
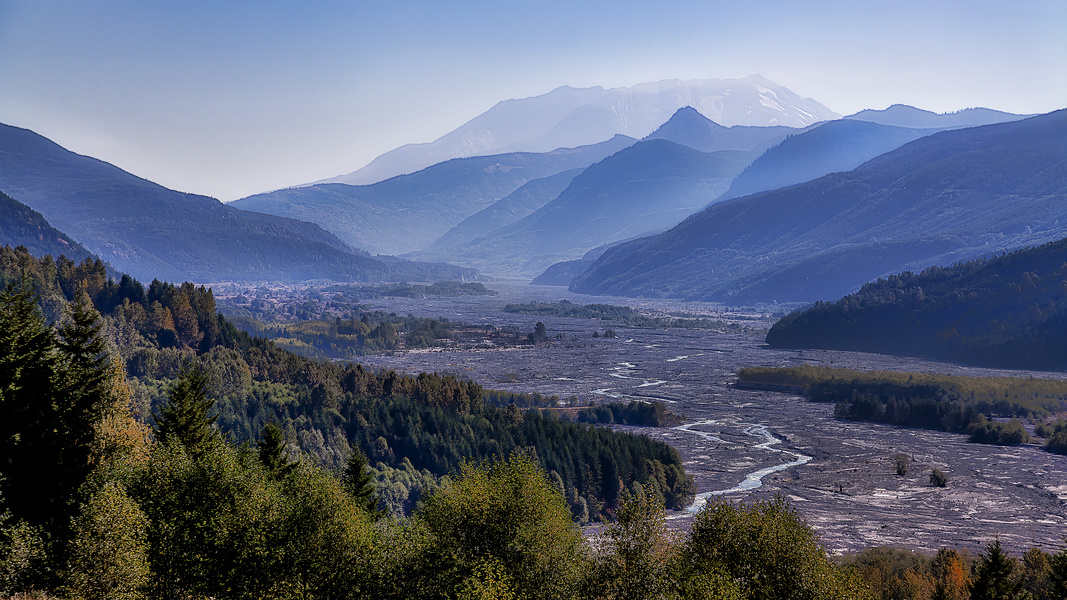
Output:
(893, 453), (910, 476)
(930, 468), (948, 487)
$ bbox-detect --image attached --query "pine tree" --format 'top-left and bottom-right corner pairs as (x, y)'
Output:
(0, 282), (60, 528)
(153, 367), (218, 457)
(970, 539), (1023, 600)
(257, 422), (294, 479)
(342, 445), (382, 518)
(0, 285), (114, 547)
(1050, 543), (1067, 600)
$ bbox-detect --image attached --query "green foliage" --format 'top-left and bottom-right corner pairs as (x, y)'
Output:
(1050, 542), (1067, 599)
(844, 546), (936, 600)
(526, 321), (549, 344)
(970, 539), (1023, 600)
(273, 464), (380, 599)
(1039, 420), (1067, 455)
(66, 481), (150, 600)
(893, 453), (910, 476)
(575, 400), (684, 427)
(598, 491), (677, 600)
(0, 282), (115, 546)
(684, 495), (869, 600)
(257, 422), (295, 479)
(0, 518), (49, 597)
(342, 445), (382, 518)
(417, 453), (585, 600)
(968, 416), (1031, 445)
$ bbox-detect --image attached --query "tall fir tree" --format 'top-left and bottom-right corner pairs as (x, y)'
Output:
(153, 367), (218, 457)
(0, 281), (60, 528)
(257, 422), (294, 479)
(970, 539), (1023, 600)
(342, 445), (382, 518)
(0, 285), (114, 547)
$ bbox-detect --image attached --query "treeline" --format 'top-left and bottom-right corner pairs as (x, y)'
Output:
(226, 312), (454, 358)
(737, 365), (1067, 450)
(504, 299), (749, 331)
(0, 245), (694, 521)
(767, 237), (1067, 370)
(327, 280), (497, 299)
(575, 400), (686, 427)
(842, 542), (1067, 600)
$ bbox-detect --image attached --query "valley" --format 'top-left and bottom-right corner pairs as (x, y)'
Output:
(341, 281), (1067, 556)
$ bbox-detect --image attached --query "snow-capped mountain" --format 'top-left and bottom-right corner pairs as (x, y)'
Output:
(320, 75), (839, 185)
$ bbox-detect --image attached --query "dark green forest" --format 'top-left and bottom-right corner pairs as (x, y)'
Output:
(738, 365), (1067, 452)
(767, 237), (1067, 370)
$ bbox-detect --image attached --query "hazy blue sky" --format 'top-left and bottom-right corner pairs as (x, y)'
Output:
(1, 0), (1064, 201)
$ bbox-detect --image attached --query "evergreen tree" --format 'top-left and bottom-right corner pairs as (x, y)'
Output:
(153, 367), (218, 457)
(970, 539), (1023, 600)
(0, 282), (60, 528)
(342, 445), (382, 518)
(0, 285), (113, 545)
(257, 422), (294, 479)
(1049, 543), (1067, 600)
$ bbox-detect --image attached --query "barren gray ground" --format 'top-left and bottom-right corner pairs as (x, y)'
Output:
(353, 281), (1067, 556)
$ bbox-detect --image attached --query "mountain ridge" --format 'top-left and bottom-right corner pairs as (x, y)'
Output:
(319, 75), (838, 186)
(233, 135), (637, 256)
(569, 109), (1067, 303)
(0, 122), (470, 283)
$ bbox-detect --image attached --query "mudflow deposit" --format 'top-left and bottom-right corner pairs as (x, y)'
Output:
(352, 282), (1067, 556)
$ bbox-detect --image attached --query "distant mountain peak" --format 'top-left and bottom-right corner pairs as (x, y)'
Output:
(314, 76), (839, 186)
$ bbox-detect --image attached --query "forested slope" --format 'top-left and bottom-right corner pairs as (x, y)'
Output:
(766, 236), (1067, 371)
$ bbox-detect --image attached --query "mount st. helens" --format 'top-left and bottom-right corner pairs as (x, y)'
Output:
(570, 109), (1067, 303)
(318, 75), (839, 186)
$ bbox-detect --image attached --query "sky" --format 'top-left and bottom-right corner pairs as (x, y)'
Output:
(1, 0), (1065, 202)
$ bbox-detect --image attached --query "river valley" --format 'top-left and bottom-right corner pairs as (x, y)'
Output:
(348, 281), (1067, 556)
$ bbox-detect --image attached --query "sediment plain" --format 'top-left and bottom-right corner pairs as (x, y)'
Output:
(352, 281), (1067, 556)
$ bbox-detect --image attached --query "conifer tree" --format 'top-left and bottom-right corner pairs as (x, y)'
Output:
(1048, 542), (1067, 600)
(970, 539), (1022, 600)
(257, 422), (294, 479)
(153, 367), (218, 457)
(342, 445), (382, 518)
(0, 282), (59, 527)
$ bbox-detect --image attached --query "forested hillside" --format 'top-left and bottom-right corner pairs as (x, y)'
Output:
(0, 246), (693, 521)
(0, 190), (94, 263)
(766, 237), (1067, 370)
